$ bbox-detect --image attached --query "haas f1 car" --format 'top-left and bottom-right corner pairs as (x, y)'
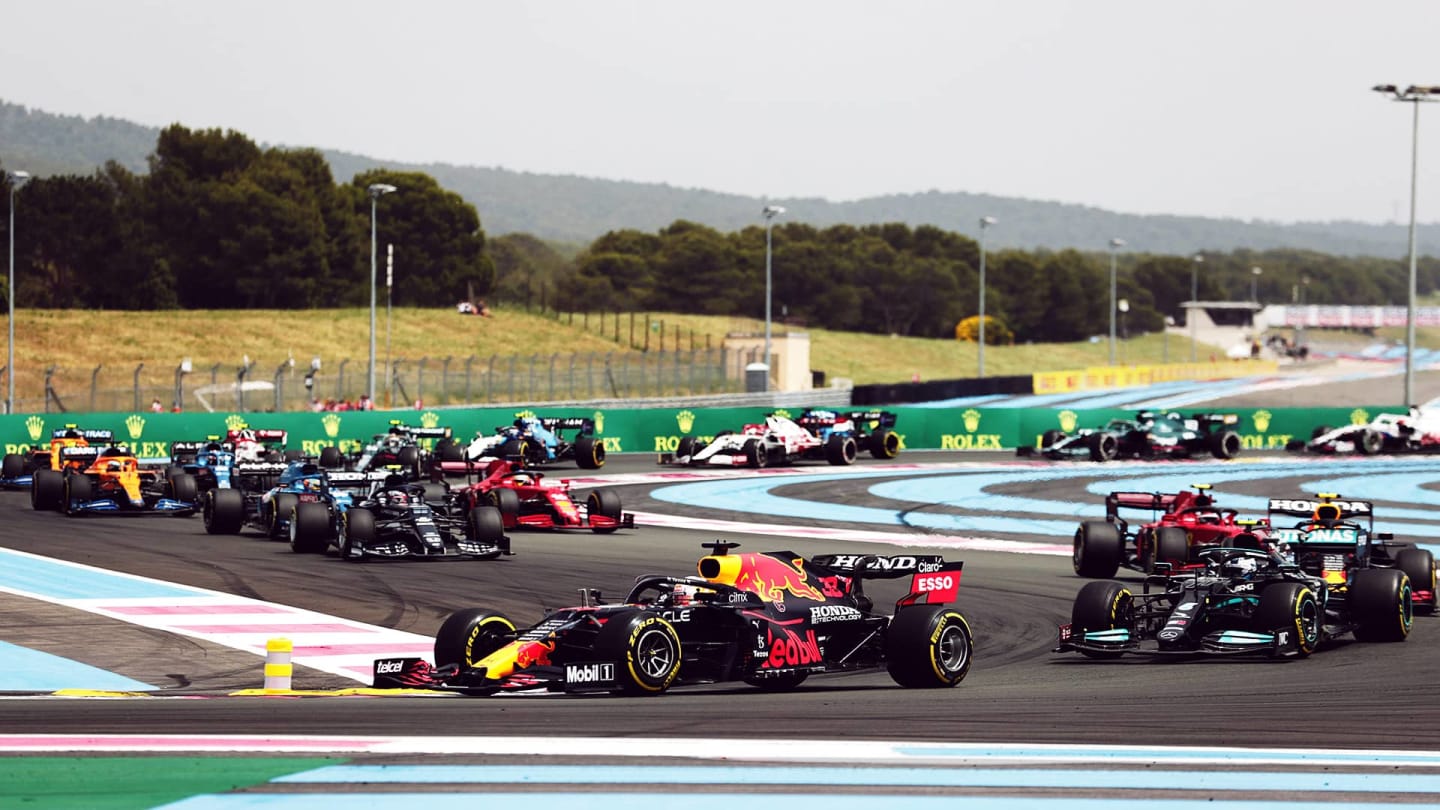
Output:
(373, 543), (972, 695)
(1288, 400), (1440, 455)
(659, 413), (874, 468)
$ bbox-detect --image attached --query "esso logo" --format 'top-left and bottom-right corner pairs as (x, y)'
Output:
(915, 575), (954, 592)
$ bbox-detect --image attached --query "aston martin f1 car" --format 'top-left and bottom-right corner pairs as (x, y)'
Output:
(202, 460), (387, 541)
(1, 426), (112, 490)
(1072, 484), (1270, 578)
(1055, 542), (1413, 659)
(657, 413), (860, 468)
(372, 542), (972, 695)
(1018, 410), (1242, 461)
(297, 480), (510, 561)
(31, 446), (199, 516)
(320, 422), (451, 479)
(438, 416), (606, 474)
(453, 457), (632, 533)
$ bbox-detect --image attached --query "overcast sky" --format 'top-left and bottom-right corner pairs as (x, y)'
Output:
(6, 0), (1439, 225)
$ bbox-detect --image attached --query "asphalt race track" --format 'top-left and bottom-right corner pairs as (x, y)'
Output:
(2, 450), (1439, 754)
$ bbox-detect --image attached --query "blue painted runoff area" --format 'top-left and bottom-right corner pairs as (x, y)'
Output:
(0, 641), (154, 691)
(0, 547), (199, 600)
(154, 793), (1439, 810)
(274, 764), (1440, 793)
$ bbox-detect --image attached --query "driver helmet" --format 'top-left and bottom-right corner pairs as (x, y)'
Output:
(380, 489), (410, 507)
(106, 461), (122, 472)
(510, 473), (532, 486)
(1222, 554), (1260, 579)
(671, 583), (699, 606)
(301, 478), (322, 492)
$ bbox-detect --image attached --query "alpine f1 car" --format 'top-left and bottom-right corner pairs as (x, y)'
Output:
(1266, 494), (1435, 614)
(372, 542), (972, 695)
(168, 428), (296, 492)
(1, 426), (112, 490)
(438, 416), (606, 474)
(1055, 542), (1413, 660)
(1287, 400), (1440, 454)
(31, 446), (199, 516)
(453, 457), (632, 533)
(794, 409), (902, 460)
(202, 460), (388, 542)
(657, 413), (861, 468)
(1072, 484), (1270, 578)
(1018, 410), (1242, 461)
(309, 481), (510, 561)
(320, 422), (452, 479)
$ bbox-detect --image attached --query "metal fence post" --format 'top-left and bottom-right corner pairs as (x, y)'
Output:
(417, 357), (428, 407)
(464, 355), (475, 405)
(336, 358), (349, 401)
(132, 363), (145, 412)
(237, 359), (254, 413)
(90, 364), (102, 412)
(441, 356), (452, 406)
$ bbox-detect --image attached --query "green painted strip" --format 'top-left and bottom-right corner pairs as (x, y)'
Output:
(0, 756), (342, 810)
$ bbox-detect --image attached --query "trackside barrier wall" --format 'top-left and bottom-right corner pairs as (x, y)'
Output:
(0, 405), (1394, 460)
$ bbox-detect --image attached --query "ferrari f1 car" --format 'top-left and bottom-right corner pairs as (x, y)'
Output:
(657, 413), (862, 468)
(1072, 484), (1270, 578)
(372, 542), (972, 695)
(438, 416), (606, 474)
(1018, 410), (1242, 461)
(1, 426), (113, 490)
(292, 479), (510, 561)
(453, 457), (632, 533)
(31, 445), (199, 516)
(1055, 543), (1413, 659)
(1287, 400), (1440, 455)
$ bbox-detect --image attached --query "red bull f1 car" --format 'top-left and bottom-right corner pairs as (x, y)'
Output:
(372, 542), (972, 695)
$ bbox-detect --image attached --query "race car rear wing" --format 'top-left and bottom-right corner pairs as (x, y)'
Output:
(51, 427), (113, 441)
(1267, 495), (1376, 535)
(1105, 491), (1180, 517)
(539, 417), (595, 434)
(58, 446), (103, 464)
(810, 553), (949, 579)
(227, 428), (288, 445)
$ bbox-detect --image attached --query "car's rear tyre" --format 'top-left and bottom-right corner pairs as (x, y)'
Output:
(283, 449), (304, 462)
(434, 609), (517, 669)
(268, 493), (298, 539)
(1311, 424), (1332, 440)
(592, 610), (682, 695)
(1144, 526), (1190, 572)
(1358, 428), (1383, 455)
(340, 507), (375, 561)
(2, 453), (24, 479)
(1254, 582), (1321, 656)
(743, 438), (766, 468)
(318, 446), (345, 468)
(487, 487), (520, 520)
(204, 488), (245, 535)
(587, 488), (623, 534)
(676, 437), (698, 459)
(868, 429), (901, 460)
(1209, 429), (1241, 459)
(1395, 547), (1436, 614)
(289, 501), (332, 554)
(1070, 580), (1134, 659)
(1088, 432), (1118, 462)
(1073, 520), (1123, 578)
(885, 606), (973, 688)
(825, 434), (858, 465)
(437, 438), (465, 463)
(1351, 568), (1413, 642)
(574, 435), (605, 469)
(32, 468), (64, 511)
(498, 438), (530, 462)
(1040, 430), (1065, 449)
(168, 473), (199, 504)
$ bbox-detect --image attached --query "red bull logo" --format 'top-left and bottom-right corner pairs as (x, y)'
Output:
(762, 627), (822, 669)
(699, 552), (826, 602)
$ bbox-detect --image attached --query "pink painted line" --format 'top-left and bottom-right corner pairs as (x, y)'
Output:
(291, 643), (433, 656)
(0, 735), (383, 751)
(171, 623), (369, 634)
(104, 604), (290, 616)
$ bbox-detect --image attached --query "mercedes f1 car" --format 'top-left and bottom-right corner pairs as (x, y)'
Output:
(372, 542), (972, 695)
(1018, 410), (1242, 461)
(438, 416), (606, 474)
(453, 457), (632, 533)
(1055, 542), (1413, 660)
(1072, 484), (1269, 578)
(1, 426), (113, 490)
(657, 413), (862, 468)
(31, 445), (199, 516)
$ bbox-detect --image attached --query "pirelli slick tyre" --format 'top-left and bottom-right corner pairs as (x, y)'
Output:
(466, 505), (505, 547)
(1358, 428), (1384, 455)
(1073, 520), (1123, 578)
(32, 468), (65, 511)
(592, 610), (682, 695)
(437, 438), (465, 463)
(676, 437), (699, 459)
(340, 506), (375, 561)
(1, 453), (24, 479)
(1209, 429), (1242, 460)
(1395, 547), (1436, 614)
(1040, 430), (1066, 449)
(1088, 432), (1119, 462)
(587, 488), (623, 534)
(289, 501), (332, 554)
(487, 487), (520, 520)
(434, 609), (517, 669)
(1254, 582), (1321, 656)
(1142, 526), (1190, 573)
(1350, 568), (1413, 642)
(574, 435), (606, 469)
(743, 438), (766, 468)
(868, 428), (901, 460)
(204, 488), (245, 535)
(1070, 581), (1134, 659)
(268, 493), (298, 539)
(63, 473), (93, 513)
(318, 446), (345, 468)
(885, 606), (973, 688)
(498, 438), (530, 462)
(167, 473), (199, 505)
(825, 434), (858, 466)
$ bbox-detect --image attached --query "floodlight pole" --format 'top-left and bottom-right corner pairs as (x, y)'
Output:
(1191, 255), (1203, 362)
(367, 183), (397, 402)
(761, 205), (785, 391)
(1108, 238), (1125, 366)
(6, 170), (30, 414)
(978, 216), (997, 377)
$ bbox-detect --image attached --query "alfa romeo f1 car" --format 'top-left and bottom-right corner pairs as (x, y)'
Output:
(372, 542), (972, 695)
(454, 457), (632, 533)
(1018, 410), (1242, 461)
(1055, 542), (1413, 660)
(658, 413), (862, 468)
(293, 479), (510, 561)
(1072, 484), (1269, 578)
(1287, 400), (1440, 454)
(31, 446), (199, 516)
(1, 426), (112, 490)
(439, 416), (606, 474)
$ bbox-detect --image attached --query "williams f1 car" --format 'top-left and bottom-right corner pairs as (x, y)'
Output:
(438, 416), (606, 474)
(373, 542), (971, 695)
